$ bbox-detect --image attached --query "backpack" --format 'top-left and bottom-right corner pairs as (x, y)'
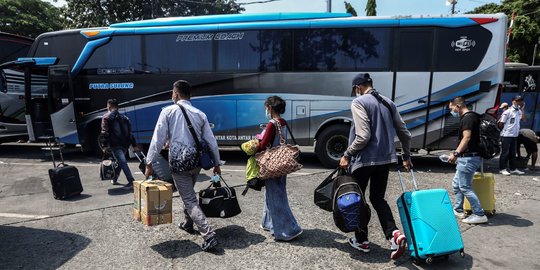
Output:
(332, 173), (371, 233)
(476, 113), (501, 160)
(108, 113), (134, 148)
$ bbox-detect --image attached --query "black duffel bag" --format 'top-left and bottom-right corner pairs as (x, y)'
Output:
(199, 176), (241, 218)
(314, 168), (345, 212)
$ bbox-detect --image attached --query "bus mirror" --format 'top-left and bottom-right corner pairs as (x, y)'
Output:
(479, 81), (491, 93)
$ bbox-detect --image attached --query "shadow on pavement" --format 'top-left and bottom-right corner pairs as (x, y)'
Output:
(485, 213), (534, 227)
(107, 187), (132, 196)
(151, 225), (265, 258)
(289, 228), (393, 264)
(0, 225), (91, 269)
(397, 252), (473, 270)
(63, 194), (92, 201)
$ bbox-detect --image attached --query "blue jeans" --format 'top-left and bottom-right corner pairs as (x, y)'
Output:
(261, 175), (302, 240)
(112, 147), (134, 183)
(453, 157), (484, 216)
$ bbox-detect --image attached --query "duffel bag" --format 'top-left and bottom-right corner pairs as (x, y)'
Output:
(198, 175), (241, 218)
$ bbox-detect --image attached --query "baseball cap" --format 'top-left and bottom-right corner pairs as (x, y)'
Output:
(352, 73), (372, 86)
(512, 95), (523, 101)
(499, 102), (509, 109)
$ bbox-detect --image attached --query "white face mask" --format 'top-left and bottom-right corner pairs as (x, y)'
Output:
(265, 108), (271, 119)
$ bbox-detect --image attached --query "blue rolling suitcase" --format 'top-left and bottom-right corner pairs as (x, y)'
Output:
(396, 170), (465, 264)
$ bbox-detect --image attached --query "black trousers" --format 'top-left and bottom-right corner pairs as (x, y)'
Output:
(352, 164), (398, 242)
(499, 136), (517, 171)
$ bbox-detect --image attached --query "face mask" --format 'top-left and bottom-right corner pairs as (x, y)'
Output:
(265, 108), (271, 119)
(450, 111), (460, 118)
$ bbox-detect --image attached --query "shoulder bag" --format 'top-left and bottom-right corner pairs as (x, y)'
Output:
(255, 119), (302, 180)
(177, 104), (215, 170)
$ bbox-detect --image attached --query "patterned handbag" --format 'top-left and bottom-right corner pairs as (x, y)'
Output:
(255, 120), (302, 180)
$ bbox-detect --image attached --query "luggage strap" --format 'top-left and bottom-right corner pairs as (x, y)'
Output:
(400, 194), (421, 261)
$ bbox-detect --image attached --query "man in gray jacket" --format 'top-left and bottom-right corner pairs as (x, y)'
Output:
(340, 73), (412, 260)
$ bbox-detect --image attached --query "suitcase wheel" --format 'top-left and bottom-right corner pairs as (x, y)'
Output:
(412, 258), (422, 265)
(460, 249), (465, 258)
(426, 257), (434, 264)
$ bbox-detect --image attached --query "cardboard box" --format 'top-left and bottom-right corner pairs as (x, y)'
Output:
(133, 180), (144, 221)
(140, 180), (173, 226)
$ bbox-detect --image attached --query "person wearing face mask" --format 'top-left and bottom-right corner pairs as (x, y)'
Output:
(497, 95), (526, 176)
(144, 80), (221, 251)
(339, 73), (412, 259)
(447, 97), (488, 224)
(100, 99), (138, 189)
(257, 96), (303, 241)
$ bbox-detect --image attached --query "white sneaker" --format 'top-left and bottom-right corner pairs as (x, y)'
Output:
(462, 214), (488, 224)
(510, 169), (525, 175)
(453, 209), (467, 219)
(500, 169), (511, 176)
(111, 179), (118, 185)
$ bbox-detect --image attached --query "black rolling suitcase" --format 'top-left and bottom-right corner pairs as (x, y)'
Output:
(47, 139), (83, 200)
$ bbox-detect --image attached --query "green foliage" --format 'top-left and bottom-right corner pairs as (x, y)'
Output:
(0, 0), (65, 38)
(62, 0), (245, 28)
(365, 0), (376, 16)
(468, 0), (540, 64)
(344, 1), (357, 16)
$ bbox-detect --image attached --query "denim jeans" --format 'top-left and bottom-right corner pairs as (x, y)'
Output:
(352, 164), (398, 242)
(453, 156), (484, 216)
(261, 175), (302, 240)
(172, 168), (215, 241)
(499, 136), (517, 171)
(112, 147), (134, 183)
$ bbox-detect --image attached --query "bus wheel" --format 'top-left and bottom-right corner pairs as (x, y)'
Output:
(315, 124), (350, 168)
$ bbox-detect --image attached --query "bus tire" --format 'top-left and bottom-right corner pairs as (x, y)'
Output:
(315, 124), (350, 168)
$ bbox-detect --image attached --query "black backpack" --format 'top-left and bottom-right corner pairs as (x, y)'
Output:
(332, 173), (371, 233)
(108, 113), (134, 148)
(475, 113), (501, 160)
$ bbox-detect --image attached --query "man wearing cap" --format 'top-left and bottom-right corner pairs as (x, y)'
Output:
(498, 95), (526, 175)
(339, 73), (412, 260)
(517, 128), (539, 171)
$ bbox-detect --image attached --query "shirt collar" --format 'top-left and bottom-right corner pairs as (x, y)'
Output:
(176, 99), (192, 106)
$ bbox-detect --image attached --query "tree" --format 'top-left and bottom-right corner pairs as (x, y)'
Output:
(365, 0), (376, 16)
(0, 0), (65, 38)
(63, 0), (245, 28)
(344, 1), (357, 16)
(468, 0), (540, 64)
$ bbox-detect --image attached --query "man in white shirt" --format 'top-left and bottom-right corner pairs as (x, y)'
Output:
(144, 80), (221, 251)
(498, 95), (525, 175)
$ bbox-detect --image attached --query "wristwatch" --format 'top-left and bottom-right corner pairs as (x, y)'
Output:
(453, 151), (460, 157)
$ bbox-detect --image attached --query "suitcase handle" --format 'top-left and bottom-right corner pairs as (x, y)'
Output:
(397, 168), (417, 193)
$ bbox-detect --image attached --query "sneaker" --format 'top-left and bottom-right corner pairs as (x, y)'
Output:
(390, 230), (407, 260)
(510, 169), (525, 175)
(122, 182), (134, 190)
(348, 237), (370, 253)
(111, 179), (118, 185)
(500, 169), (511, 176)
(279, 230), (303, 241)
(453, 209), (467, 219)
(178, 222), (196, 235)
(201, 236), (218, 252)
(462, 214), (488, 224)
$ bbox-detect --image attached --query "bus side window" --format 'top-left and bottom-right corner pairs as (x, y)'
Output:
(397, 29), (433, 71)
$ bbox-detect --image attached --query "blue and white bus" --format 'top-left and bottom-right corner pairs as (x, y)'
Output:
(6, 12), (507, 167)
(0, 32), (34, 143)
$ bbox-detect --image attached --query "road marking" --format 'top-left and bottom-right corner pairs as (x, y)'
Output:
(0, 213), (50, 219)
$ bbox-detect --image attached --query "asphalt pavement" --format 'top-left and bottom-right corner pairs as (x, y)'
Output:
(0, 142), (539, 269)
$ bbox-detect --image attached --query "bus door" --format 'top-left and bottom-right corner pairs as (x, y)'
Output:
(290, 100), (310, 145)
(47, 65), (79, 144)
(394, 28), (434, 149)
(519, 69), (539, 132)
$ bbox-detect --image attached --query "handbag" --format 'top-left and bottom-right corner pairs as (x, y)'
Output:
(100, 151), (120, 180)
(314, 167), (345, 212)
(255, 119), (302, 180)
(176, 104), (215, 171)
(198, 175), (242, 218)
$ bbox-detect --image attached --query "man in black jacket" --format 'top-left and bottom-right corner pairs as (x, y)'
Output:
(101, 99), (138, 190)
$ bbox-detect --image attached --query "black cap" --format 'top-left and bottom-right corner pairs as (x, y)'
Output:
(512, 95), (523, 101)
(352, 73), (372, 86)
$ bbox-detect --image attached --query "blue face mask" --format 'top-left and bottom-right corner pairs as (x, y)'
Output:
(450, 111), (460, 118)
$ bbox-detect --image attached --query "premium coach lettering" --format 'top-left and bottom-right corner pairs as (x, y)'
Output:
(89, 83), (134, 90)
